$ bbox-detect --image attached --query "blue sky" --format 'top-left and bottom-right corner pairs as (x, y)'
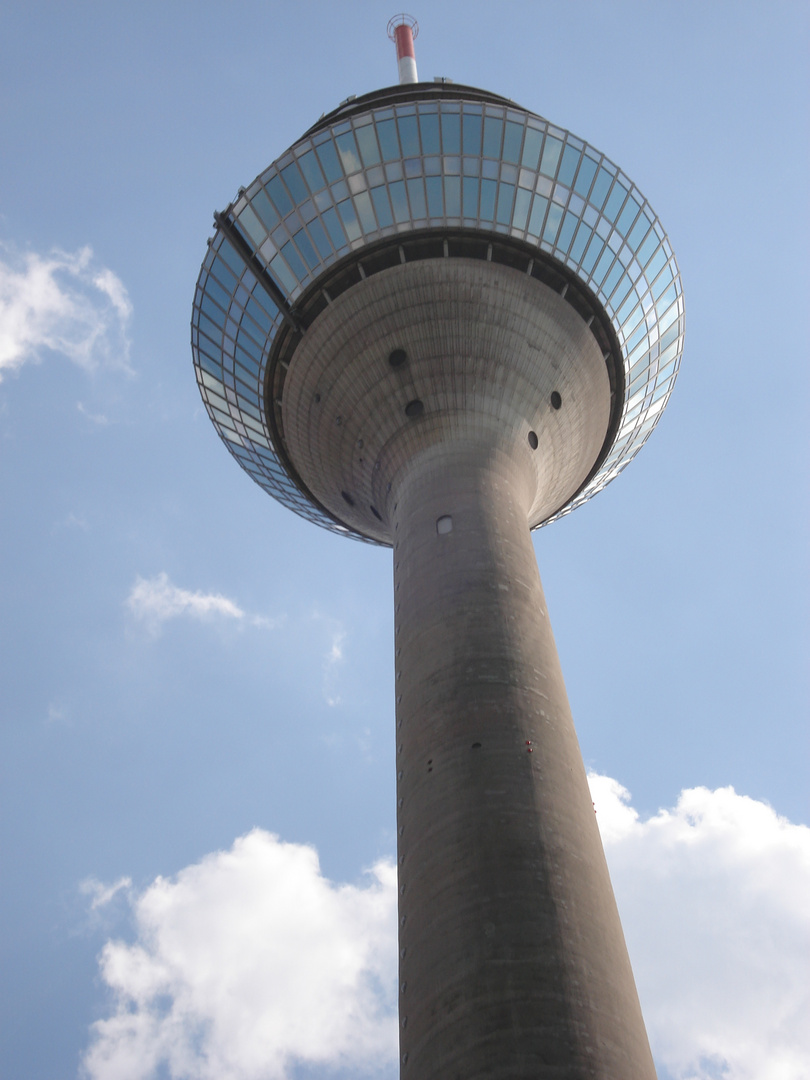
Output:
(0, 3), (807, 1079)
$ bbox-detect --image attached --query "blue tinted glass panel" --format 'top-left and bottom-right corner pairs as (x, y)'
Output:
(252, 190), (280, 231)
(376, 119), (400, 161)
(512, 186), (531, 231)
(321, 205), (345, 247)
(337, 199), (361, 240)
(543, 202), (563, 242)
(293, 229), (318, 271)
(406, 177), (427, 218)
(645, 245), (666, 278)
(628, 212), (653, 251)
(316, 141), (342, 183)
(602, 261), (623, 298)
(370, 186), (394, 227)
(603, 181), (627, 223)
(267, 175), (293, 217)
(570, 222), (591, 262)
(581, 235), (603, 273)
(573, 155), (597, 198)
(540, 136), (562, 178)
(269, 254), (296, 292)
(335, 132), (361, 174)
(638, 231), (659, 268)
(201, 295), (227, 329)
(480, 178), (496, 221)
(217, 239), (244, 277)
(354, 191), (376, 232)
(617, 196), (640, 236)
(210, 257), (237, 291)
(589, 167), (612, 210)
(521, 128), (543, 170)
(502, 121), (523, 164)
(592, 247), (614, 284)
(203, 276), (230, 311)
(462, 176), (479, 217)
(307, 217), (331, 258)
(462, 114), (482, 155)
(612, 274), (633, 308)
(441, 113), (461, 154)
(398, 115), (420, 156)
(246, 296), (272, 333)
(389, 180), (410, 223)
(425, 175), (443, 216)
(355, 124), (381, 166)
(527, 194), (548, 236)
(557, 144), (580, 187)
(557, 210), (578, 252)
(237, 205), (266, 246)
(298, 150), (325, 193)
(281, 163), (308, 204)
(419, 113), (440, 154)
(444, 176), (461, 217)
(496, 182), (515, 225)
(483, 117), (503, 157)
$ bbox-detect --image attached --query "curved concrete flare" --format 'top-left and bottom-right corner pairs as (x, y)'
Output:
(283, 259), (612, 544)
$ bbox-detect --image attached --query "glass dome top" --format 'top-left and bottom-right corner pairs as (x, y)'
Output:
(191, 84), (684, 543)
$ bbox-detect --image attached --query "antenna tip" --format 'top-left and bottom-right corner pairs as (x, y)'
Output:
(387, 13), (419, 42)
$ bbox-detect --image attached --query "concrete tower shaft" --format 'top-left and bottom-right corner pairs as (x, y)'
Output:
(392, 445), (656, 1078)
(282, 259), (612, 543)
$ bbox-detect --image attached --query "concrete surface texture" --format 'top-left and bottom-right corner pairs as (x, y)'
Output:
(284, 257), (657, 1078)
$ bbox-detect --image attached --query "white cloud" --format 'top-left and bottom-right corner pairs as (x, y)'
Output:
(83, 831), (398, 1080)
(81, 876), (133, 912)
(311, 613), (346, 706)
(84, 781), (810, 1080)
(590, 773), (810, 1080)
(126, 573), (278, 635)
(0, 244), (132, 380)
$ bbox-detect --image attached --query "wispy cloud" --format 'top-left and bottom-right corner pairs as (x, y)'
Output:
(80, 876), (132, 912)
(127, 572), (280, 635)
(312, 613), (346, 706)
(0, 244), (132, 380)
(84, 779), (810, 1080)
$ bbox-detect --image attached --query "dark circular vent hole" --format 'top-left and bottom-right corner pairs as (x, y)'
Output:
(313, 392), (321, 403)
(370, 505), (382, 521)
(341, 491), (355, 506)
(550, 391), (562, 410)
(528, 430), (538, 449)
(471, 742), (482, 750)
(389, 348), (407, 369)
(405, 399), (424, 418)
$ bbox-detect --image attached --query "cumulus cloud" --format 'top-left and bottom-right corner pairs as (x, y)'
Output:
(590, 773), (810, 1080)
(83, 831), (398, 1080)
(84, 781), (810, 1080)
(127, 573), (278, 635)
(0, 244), (132, 379)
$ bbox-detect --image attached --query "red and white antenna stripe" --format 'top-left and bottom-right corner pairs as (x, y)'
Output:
(387, 14), (419, 85)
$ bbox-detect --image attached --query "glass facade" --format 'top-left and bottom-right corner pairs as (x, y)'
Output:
(191, 93), (684, 542)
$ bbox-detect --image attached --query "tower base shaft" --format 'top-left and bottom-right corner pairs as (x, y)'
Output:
(393, 442), (656, 1079)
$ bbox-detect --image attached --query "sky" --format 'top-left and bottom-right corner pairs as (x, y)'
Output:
(0, 2), (807, 1078)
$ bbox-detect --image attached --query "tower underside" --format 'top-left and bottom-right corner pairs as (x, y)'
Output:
(279, 260), (657, 1077)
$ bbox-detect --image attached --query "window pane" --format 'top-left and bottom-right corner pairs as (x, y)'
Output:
(540, 136), (562, 178)
(293, 229), (319, 271)
(321, 205), (345, 247)
(521, 128), (543, 170)
(512, 186), (531, 231)
(527, 193), (548, 237)
(603, 181), (627, 223)
(426, 175), (443, 216)
(281, 241), (306, 281)
(557, 144), (580, 187)
(441, 112), (461, 154)
(354, 190), (376, 233)
(307, 217), (332, 257)
(335, 132), (362, 174)
(502, 121), (523, 164)
(298, 150), (325, 193)
(316, 141), (342, 184)
(483, 117), (503, 157)
(376, 119), (400, 161)
(543, 202), (563, 243)
(496, 181), (515, 225)
(569, 222), (591, 263)
(480, 178), (497, 221)
(389, 180), (410, 222)
(267, 175), (293, 217)
(444, 176), (461, 217)
(589, 167), (612, 210)
(557, 210), (578, 252)
(573, 155), (597, 199)
(462, 114), (482, 155)
(371, 186), (394, 227)
(406, 177), (427, 218)
(462, 176), (479, 217)
(398, 115), (420, 156)
(281, 162), (308, 204)
(355, 124), (381, 167)
(616, 195), (640, 237)
(419, 113), (440, 154)
(252, 189), (279, 231)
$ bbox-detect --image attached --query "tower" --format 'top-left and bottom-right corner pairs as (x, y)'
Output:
(191, 16), (684, 1079)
